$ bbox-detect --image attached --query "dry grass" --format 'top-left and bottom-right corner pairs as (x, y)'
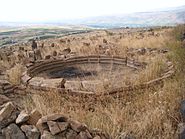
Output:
(20, 26), (185, 138)
(6, 64), (24, 85)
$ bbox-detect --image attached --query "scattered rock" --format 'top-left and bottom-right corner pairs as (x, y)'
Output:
(21, 125), (40, 139)
(16, 110), (29, 124)
(2, 123), (26, 139)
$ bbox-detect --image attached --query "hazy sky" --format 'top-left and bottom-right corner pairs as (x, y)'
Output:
(0, 0), (185, 22)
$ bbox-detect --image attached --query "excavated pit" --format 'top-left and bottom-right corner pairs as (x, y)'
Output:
(24, 55), (145, 94)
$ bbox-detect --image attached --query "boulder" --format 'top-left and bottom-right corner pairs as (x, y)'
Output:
(21, 125), (40, 139)
(27, 109), (42, 125)
(2, 123), (26, 139)
(16, 110), (29, 124)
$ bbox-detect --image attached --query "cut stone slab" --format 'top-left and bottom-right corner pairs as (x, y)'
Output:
(64, 81), (82, 91)
(16, 110), (29, 124)
(27, 109), (42, 125)
(40, 78), (66, 88)
(28, 77), (44, 87)
(21, 125), (40, 139)
(2, 123), (26, 139)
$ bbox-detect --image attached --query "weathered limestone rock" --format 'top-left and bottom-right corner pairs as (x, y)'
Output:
(2, 123), (26, 139)
(28, 77), (44, 87)
(27, 109), (42, 125)
(40, 78), (66, 88)
(0, 102), (15, 121)
(16, 110), (29, 124)
(21, 125), (40, 139)
(69, 119), (87, 132)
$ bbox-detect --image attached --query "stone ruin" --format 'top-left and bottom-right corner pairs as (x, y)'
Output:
(0, 102), (111, 139)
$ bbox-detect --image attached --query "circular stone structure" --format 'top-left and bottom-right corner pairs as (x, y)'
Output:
(22, 55), (174, 96)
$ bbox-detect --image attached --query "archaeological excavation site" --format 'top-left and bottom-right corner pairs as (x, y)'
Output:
(0, 25), (185, 139)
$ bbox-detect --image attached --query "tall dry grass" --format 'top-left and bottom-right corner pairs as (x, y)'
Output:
(7, 64), (24, 85)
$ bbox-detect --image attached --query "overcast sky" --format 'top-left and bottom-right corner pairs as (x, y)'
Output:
(0, 0), (185, 22)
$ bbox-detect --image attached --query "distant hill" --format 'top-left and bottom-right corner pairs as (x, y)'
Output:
(0, 5), (185, 29)
(70, 5), (185, 28)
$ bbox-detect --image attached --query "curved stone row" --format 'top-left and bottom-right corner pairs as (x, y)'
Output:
(27, 55), (145, 77)
(21, 55), (174, 96)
